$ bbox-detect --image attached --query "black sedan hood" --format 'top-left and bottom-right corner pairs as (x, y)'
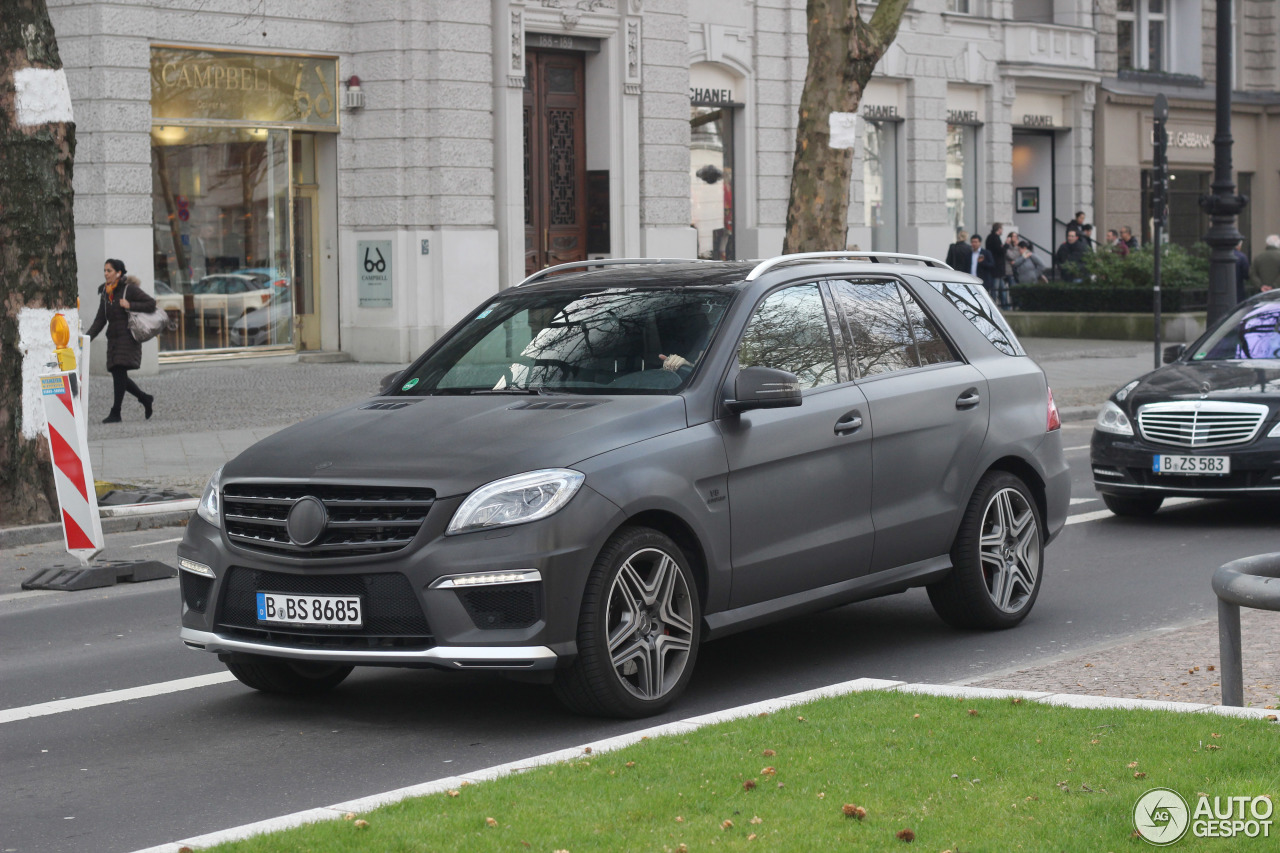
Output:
(1123, 360), (1280, 410)
(223, 394), (687, 497)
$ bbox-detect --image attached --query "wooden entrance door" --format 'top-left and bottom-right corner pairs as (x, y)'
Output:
(524, 51), (588, 275)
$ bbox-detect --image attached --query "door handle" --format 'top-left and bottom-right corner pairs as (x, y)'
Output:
(834, 410), (863, 435)
(956, 388), (981, 410)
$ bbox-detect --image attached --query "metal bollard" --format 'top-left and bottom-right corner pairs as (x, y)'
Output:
(1211, 553), (1280, 707)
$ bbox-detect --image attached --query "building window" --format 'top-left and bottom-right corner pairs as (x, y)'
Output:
(946, 0), (972, 13)
(863, 120), (899, 251)
(1118, 0), (1170, 72)
(946, 124), (978, 238)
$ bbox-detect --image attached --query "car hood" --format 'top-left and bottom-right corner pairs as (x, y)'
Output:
(223, 394), (688, 497)
(1123, 361), (1280, 410)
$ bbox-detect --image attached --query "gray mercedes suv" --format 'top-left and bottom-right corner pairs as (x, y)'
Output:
(177, 253), (1069, 717)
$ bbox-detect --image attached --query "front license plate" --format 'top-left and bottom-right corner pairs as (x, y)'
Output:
(1152, 454), (1231, 476)
(256, 592), (363, 627)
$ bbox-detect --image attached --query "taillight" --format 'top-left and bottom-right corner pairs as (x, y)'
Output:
(1047, 387), (1061, 432)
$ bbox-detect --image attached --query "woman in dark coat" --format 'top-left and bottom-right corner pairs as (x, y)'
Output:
(87, 258), (156, 423)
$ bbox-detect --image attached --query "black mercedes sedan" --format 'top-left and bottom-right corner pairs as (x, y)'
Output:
(1092, 290), (1280, 515)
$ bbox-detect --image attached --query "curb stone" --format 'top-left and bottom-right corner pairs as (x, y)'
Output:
(0, 506), (193, 549)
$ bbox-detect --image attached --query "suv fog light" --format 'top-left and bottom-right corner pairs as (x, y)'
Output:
(179, 557), (215, 577)
(430, 569), (542, 589)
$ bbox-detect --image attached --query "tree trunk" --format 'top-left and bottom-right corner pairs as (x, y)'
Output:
(0, 0), (78, 526)
(783, 0), (909, 254)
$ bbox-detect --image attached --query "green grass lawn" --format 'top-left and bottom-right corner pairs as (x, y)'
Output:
(205, 690), (1279, 852)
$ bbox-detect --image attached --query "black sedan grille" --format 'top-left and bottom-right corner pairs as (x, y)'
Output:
(217, 567), (433, 649)
(1137, 402), (1268, 448)
(222, 483), (434, 559)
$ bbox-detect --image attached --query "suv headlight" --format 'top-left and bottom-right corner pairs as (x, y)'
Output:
(197, 465), (223, 528)
(1095, 400), (1134, 436)
(447, 469), (585, 535)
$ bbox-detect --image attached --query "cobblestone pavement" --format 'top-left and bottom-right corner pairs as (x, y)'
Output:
(968, 609), (1280, 710)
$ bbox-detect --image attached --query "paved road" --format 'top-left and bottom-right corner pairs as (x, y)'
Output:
(4, 424), (1278, 853)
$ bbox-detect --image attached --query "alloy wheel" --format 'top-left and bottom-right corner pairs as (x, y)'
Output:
(979, 487), (1040, 613)
(606, 547), (695, 701)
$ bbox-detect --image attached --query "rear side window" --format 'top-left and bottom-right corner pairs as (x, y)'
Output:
(928, 280), (1026, 356)
(738, 283), (839, 388)
(829, 280), (957, 377)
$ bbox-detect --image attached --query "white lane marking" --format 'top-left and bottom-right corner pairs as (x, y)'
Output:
(131, 537), (183, 548)
(1064, 444), (1091, 451)
(1066, 496), (1200, 526)
(0, 672), (235, 725)
(1069, 498), (1096, 504)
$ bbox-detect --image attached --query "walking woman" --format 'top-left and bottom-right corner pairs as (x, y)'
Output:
(87, 259), (156, 423)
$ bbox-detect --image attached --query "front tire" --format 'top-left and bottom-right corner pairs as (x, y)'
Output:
(225, 657), (353, 695)
(554, 527), (701, 718)
(1102, 492), (1163, 516)
(928, 471), (1043, 630)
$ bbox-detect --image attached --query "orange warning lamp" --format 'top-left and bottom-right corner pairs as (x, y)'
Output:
(51, 313), (77, 371)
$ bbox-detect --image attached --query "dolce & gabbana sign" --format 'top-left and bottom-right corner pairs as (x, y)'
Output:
(150, 46), (339, 130)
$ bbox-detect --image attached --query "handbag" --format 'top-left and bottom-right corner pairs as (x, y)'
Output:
(128, 298), (170, 343)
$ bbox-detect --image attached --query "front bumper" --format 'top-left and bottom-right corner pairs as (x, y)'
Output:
(177, 484), (624, 671)
(180, 627), (558, 669)
(1091, 430), (1280, 498)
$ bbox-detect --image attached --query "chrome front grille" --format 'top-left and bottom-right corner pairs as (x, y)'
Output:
(222, 483), (435, 559)
(1136, 401), (1269, 448)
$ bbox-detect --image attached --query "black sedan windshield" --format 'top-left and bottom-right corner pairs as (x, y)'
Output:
(1193, 299), (1280, 361)
(392, 287), (733, 395)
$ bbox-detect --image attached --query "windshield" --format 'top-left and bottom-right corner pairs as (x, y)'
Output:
(1192, 300), (1280, 361)
(392, 287), (734, 396)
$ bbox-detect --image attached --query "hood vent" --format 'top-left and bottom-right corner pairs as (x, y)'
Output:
(508, 400), (601, 411)
(361, 400), (418, 411)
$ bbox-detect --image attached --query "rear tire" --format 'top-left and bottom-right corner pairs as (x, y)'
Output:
(928, 471), (1043, 630)
(225, 657), (353, 695)
(1102, 492), (1163, 516)
(554, 527), (701, 718)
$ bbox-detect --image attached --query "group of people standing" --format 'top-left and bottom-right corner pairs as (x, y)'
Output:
(944, 223), (1047, 310)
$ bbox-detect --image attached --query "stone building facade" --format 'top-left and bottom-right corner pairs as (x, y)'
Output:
(1093, 0), (1280, 255)
(49, 0), (1104, 370)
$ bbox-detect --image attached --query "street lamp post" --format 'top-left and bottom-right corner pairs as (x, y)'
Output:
(1199, 0), (1249, 327)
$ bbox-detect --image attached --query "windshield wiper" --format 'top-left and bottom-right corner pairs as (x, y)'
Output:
(469, 386), (556, 395)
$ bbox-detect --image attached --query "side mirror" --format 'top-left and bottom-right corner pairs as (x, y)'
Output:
(1162, 344), (1186, 364)
(725, 367), (803, 414)
(378, 369), (405, 395)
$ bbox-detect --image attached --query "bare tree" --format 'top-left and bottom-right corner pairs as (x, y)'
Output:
(784, 0), (910, 253)
(0, 0), (78, 525)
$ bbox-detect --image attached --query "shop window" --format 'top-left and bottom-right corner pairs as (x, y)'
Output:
(1142, 168), (1209, 248)
(690, 106), (735, 260)
(863, 119), (899, 251)
(946, 124), (979, 238)
(151, 126), (293, 353)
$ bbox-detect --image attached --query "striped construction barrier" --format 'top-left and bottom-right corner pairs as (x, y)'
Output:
(40, 370), (104, 565)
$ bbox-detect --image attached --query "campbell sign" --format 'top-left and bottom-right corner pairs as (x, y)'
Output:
(151, 46), (339, 130)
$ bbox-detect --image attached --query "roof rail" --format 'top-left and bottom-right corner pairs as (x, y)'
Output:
(515, 257), (713, 288)
(744, 251), (952, 281)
